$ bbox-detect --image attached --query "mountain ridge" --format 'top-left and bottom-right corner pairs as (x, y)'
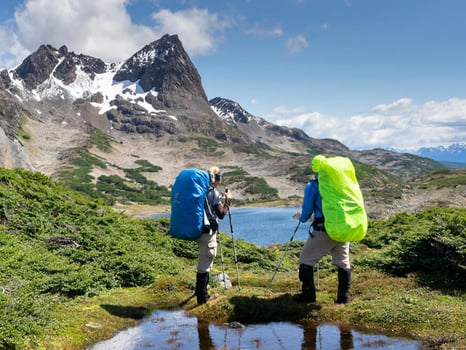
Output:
(1, 34), (460, 219)
(416, 142), (466, 164)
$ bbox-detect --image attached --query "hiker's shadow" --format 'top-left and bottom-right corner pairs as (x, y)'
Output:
(228, 293), (320, 323)
(100, 304), (148, 319)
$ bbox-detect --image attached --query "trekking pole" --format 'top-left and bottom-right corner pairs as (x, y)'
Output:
(307, 221), (320, 289)
(268, 221), (301, 287)
(316, 263), (320, 290)
(217, 230), (227, 290)
(227, 206), (241, 291)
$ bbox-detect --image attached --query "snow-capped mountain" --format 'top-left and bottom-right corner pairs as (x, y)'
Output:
(3, 34), (222, 137)
(417, 143), (466, 163)
(0, 33), (445, 186)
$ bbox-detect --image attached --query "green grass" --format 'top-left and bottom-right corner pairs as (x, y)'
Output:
(195, 136), (221, 152)
(222, 166), (279, 202)
(89, 129), (112, 152)
(58, 148), (170, 206)
(232, 143), (270, 155)
(0, 167), (464, 349)
(412, 168), (466, 189)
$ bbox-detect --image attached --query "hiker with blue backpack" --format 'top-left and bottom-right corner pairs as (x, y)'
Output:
(169, 166), (232, 305)
(196, 166), (232, 305)
(294, 155), (367, 304)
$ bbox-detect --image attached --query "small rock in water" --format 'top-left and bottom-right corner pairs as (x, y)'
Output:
(225, 321), (244, 329)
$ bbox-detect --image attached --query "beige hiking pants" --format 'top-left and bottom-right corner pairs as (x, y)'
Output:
(299, 229), (351, 270)
(197, 231), (218, 273)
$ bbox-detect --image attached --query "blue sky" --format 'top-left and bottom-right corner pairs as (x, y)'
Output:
(1, 0), (465, 151)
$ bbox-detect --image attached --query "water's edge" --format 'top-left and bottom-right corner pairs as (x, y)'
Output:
(87, 207), (428, 349)
(89, 308), (425, 350)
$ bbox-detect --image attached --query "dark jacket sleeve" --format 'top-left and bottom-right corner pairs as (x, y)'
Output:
(213, 198), (231, 219)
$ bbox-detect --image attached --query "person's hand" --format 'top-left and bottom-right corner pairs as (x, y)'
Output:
(224, 189), (232, 200)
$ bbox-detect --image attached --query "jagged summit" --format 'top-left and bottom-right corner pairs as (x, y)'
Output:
(417, 142), (466, 163)
(13, 44), (66, 90)
(209, 96), (343, 151)
(0, 34), (446, 191)
(114, 34), (207, 102)
(13, 44), (107, 90)
(1, 34), (220, 137)
(210, 97), (256, 124)
(7, 34), (208, 112)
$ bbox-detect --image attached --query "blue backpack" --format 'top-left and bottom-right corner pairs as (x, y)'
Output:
(169, 169), (211, 240)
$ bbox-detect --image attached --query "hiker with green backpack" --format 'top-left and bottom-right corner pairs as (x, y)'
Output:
(294, 155), (367, 304)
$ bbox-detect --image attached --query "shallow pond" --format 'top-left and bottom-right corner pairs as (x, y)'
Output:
(98, 208), (428, 349)
(88, 308), (426, 350)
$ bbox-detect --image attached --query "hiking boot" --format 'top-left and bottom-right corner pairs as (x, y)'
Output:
(294, 264), (316, 303)
(335, 267), (351, 304)
(196, 272), (210, 305)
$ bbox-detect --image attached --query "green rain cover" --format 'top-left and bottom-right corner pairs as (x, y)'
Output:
(312, 155), (367, 242)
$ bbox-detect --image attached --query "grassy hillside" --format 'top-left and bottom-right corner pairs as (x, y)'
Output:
(0, 167), (464, 349)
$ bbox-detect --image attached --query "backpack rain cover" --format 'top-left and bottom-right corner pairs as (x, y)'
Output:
(312, 155), (367, 242)
(169, 169), (211, 240)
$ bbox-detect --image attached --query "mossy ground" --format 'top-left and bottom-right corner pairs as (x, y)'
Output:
(1, 168), (464, 350)
(35, 263), (465, 350)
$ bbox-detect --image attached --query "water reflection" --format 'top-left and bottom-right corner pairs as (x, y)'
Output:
(197, 319), (215, 350)
(300, 324), (354, 350)
(338, 325), (354, 350)
(89, 309), (425, 350)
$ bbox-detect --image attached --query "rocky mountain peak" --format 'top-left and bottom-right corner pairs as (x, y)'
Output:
(53, 50), (107, 85)
(114, 34), (208, 109)
(209, 96), (339, 147)
(210, 97), (256, 124)
(12, 44), (107, 90)
(417, 143), (466, 163)
(2, 34), (220, 139)
(0, 34), (448, 196)
(14, 44), (65, 90)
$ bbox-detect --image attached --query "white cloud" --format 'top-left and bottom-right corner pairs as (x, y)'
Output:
(286, 34), (308, 54)
(13, 0), (154, 63)
(0, 26), (29, 69)
(320, 23), (329, 30)
(268, 98), (466, 151)
(420, 98), (466, 125)
(266, 105), (306, 119)
(0, 0), (230, 68)
(151, 8), (233, 56)
(244, 24), (283, 39)
(372, 98), (414, 114)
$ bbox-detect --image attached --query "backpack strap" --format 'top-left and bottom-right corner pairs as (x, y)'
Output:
(204, 187), (219, 232)
(309, 179), (325, 231)
(204, 187), (215, 220)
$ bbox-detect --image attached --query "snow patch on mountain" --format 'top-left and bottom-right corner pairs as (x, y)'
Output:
(8, 61), (164, 116)
(210, 97), (256, 125)
(417, 142), (466, 163)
